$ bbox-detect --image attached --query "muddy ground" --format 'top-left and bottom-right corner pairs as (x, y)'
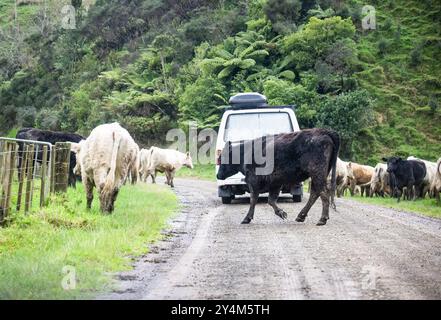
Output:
(99, 178), (441, 300)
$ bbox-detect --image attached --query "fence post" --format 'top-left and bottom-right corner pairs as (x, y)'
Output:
(17, 144), (29, 212)
(53, 142), (71, 193)
(40, 145), (48, 207)
(1, 142), (17, 223)
(24, 144), (35, 214)
(50, 146), (55, 194)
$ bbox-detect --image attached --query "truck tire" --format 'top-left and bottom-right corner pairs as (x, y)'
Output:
(292, 195), (302, 203)
(221, 196), (233, 204)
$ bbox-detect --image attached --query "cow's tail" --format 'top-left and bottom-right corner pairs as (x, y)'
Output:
(328, 130), (340, 211)
(103, 131), (122, 196)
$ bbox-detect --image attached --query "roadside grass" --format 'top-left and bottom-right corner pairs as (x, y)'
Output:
(176, 164), (216, 181)
(0, 183), (178, 299)
(349, 194), (441, 219)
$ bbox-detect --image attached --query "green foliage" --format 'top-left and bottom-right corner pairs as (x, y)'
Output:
(178, 77), (226, 128)
(0, 0), (440, 164)
(283, 16), (356, 70)
(317, 90), (374, 158)
(264, 0), (301, 34)
(201, 31), (270, 80)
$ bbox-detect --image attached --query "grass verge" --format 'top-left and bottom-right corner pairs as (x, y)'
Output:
(349, 194), (441, 219)
(175, 164), (216, 181)
(0, 183), (178, 299)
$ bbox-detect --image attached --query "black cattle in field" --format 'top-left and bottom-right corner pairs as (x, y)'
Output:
(217, 128), (340, 226)
(382, 157), (426, 201)
(16, 128), (85, 187)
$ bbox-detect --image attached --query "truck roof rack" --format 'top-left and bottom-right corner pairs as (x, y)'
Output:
(226, 93), (296, 110)
(228, 92), (268, 109)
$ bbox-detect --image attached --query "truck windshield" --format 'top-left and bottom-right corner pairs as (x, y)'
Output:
(224, 112), (293, 142)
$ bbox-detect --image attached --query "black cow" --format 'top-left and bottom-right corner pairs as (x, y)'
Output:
(16, 128), (85, 187)
(382, 157), (426, 202)
(217, 128), (340, 226)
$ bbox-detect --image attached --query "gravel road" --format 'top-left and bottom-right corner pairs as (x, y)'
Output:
(99, 178), (441, 300)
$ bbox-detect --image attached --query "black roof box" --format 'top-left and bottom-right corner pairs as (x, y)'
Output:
(228, 93), (268, 109)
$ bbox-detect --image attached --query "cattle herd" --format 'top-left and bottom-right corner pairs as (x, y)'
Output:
(334, 155), (441, 203)
(12, 123), (441, 220)
(15, 123), (193, 214)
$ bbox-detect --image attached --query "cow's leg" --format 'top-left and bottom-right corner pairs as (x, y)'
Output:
(268, 186), (287, 220)
(85, 178), (94, 209)
(317, 189), (330, 226)
(396, 188), (402, 202)
(242, 190), (259, 224)
(296, 191), (319, 222)
(150, 170), (157, 184)
(164, 170), (171, 186)
(349, 180), (355, 196)
(296, 180), (320, 222)
(169, 170), (176, 188)
(68, 173), (76, 188)
(130, 165), (138, 185)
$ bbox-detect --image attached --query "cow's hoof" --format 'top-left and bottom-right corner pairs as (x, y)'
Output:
(241, 217), (252, 224)
(316, 219), (328, 226)
(295, 216), (306, 223)
(275, 209), (288, 220)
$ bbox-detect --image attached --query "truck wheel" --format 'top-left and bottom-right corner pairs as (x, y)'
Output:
(292, 195), (302, 203)
(221, 196), (232, 204)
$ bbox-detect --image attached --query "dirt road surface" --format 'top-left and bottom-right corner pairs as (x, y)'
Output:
(99, 178), (441, 300)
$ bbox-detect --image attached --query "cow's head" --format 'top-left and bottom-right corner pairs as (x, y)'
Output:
(184, 152), (194, 169)
(382, 157), (402, 173)
(99, 187), (119, 214)
(71, 141), (85, 175)
(346, 162), (355, 181)
(217, 141), (241, 180)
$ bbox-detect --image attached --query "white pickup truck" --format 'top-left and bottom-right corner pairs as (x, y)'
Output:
(215, 92), (303, 204)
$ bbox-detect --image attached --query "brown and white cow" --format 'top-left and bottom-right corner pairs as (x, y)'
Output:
(71, 123), (139, 213)
(147, 147), (193, 187)
(347, 162), (375, 197)
(369, 163), (390, 197)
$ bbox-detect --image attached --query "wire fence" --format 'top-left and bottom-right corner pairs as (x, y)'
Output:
(0, 138), (72, 225)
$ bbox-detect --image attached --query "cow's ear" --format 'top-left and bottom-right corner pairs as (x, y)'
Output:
(348, 162), (352, 167)
(382, 157), (388, 162)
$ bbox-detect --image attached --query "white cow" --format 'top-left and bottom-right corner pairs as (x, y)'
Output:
(407, 156), (437, 198)
(369, 163), (390, 197)
(335, 158), (350, 197)
(71, 123), (139, 213)
(434, 158), (441, 203)
(147, 147), (193, 187)
(139, 148), (154, 183)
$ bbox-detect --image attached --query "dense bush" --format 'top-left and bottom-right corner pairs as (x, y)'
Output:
(0, 0), (440, 163)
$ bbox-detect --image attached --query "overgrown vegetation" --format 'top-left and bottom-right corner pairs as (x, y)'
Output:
(0, 0), (440, 163)
(0, 183), (178, 299)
